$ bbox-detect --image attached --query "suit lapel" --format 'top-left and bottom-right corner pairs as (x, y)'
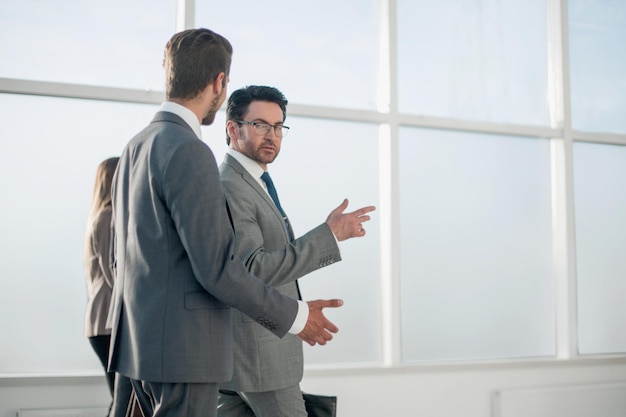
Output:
(223, 154), (293, 240)
(222, 154), (300, 299)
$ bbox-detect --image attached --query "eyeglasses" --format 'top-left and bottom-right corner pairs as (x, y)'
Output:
(236, 120), (290, 138)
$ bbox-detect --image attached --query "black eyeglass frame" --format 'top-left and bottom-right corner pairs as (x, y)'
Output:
(235, 120), (290, 137)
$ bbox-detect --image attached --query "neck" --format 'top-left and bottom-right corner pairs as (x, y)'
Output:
(169, 97), (205, 123)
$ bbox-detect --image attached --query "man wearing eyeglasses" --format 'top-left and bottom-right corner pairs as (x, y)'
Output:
(217, 85), (376, 417)
(109, 30), (346, 417)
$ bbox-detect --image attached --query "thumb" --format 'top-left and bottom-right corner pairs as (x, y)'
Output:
(308, 299), (344, 309)
(333, 199), (349, 214)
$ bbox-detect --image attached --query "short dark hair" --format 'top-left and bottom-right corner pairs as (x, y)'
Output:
(225, 85), (288, 145)
(163, 28), (232, 100)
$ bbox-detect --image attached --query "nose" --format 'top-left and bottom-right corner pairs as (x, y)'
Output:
(265, 127), (280, 139)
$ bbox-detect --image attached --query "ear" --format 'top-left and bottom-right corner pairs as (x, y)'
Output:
(226, 120), (239, 144)
(213, 72), (226, 95)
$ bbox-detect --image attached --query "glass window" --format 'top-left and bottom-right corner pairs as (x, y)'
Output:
(573, 141), (626, 354)
(0, 0), (176, 90)
(568, 0), (626, 134)
(195, 0), (379, 110)
(272, 118), (381, 365)
(397, 0), (550, 126)
(0, 93), (157, 373)
(398, 128), (555, 362)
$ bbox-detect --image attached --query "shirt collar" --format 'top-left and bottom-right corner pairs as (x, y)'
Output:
(227, 149), (267, 188)
(159, 101), (202, 139)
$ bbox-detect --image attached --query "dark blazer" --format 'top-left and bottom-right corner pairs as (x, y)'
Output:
(108, 111), (299, 383)
(219, 153), (341, 391)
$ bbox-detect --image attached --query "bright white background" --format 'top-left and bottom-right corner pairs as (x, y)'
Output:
(0, 0), (625, 378)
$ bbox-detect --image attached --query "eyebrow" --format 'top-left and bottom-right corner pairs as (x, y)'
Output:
(248, 117), (284, 125)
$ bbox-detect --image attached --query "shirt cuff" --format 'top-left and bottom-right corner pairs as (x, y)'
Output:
(331, 228), (342, 255)
(287, 300), (309, 334)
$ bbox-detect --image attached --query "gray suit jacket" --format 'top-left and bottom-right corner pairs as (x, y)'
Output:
(108, 111), (299, 383)
(219, 154), (341, 392)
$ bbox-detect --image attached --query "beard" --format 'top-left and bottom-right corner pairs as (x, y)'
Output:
(201, 88), (225, 126)
(201, 110), (217, 126)
(254, 146), (280, 165)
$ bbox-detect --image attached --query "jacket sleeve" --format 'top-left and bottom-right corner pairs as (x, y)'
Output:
(221, 164), (342, 287)
(163, 139), (299, 337)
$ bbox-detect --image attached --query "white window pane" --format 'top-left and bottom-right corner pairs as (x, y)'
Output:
(0, 94), (157, 373)
(399, 128), (555, 362)
(0, 0), (175, 90)
(272, 118), (381, 365)
(196, 0), (379, 110)
(573, 142), (626, 354)
(397, 0), (550, 125)
(569, 0), (626, 134)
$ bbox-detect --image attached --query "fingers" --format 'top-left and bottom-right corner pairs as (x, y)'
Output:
(351, 206), (376, 232)
(352, 205), (377, 217)
(298, 326), (334, 346)
(352, 206), (375, 235)
(309, 298), (344, 309)
(301, 328), (335, 346)
(326, 200), (377, 241)
(337, 202), (376, 219)
(332, 198), (349, 215)
(346, 205), (376, 224)
(298, 299), (344, 346)
(308, 299), (342, 335)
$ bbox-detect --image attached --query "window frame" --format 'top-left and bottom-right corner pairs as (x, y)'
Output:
(1, 0), (626, 376)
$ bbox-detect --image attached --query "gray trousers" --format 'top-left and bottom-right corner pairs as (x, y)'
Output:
(217, 385), (307, 417)
(110, 373), (133, 417)
(131, 379), (219, 417)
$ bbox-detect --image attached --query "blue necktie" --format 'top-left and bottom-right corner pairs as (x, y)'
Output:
(261, 171), (287, 219)
(261, 171), (301, 299)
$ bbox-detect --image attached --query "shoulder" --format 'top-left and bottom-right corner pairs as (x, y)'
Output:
(145, 125), (214, 178)
(93, 206), (112, 227)
(220, 157), (247, 186)
(88, 207), (113, 246)
(220, 167), (252, 198)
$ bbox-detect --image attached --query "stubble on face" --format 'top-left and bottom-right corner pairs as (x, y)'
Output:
(234, 101), (284, 168)
(201, 87), (227, 126)
(237, 131), (281, 167)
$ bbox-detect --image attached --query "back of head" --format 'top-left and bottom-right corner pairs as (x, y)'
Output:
(225, 85), (288, 145)
(89, 157), (120, 220)
(164, 28), (233, 101)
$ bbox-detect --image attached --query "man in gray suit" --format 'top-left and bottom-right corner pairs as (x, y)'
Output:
(218, 85), (376, 416)
(108, 29), (343, 417)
